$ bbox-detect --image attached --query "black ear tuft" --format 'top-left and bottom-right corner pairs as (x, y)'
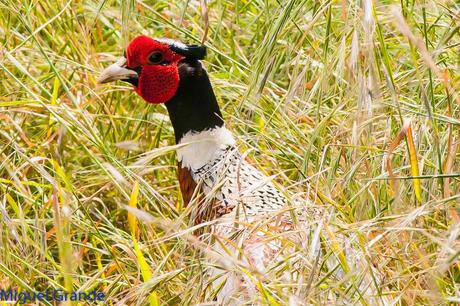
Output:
(185, 45), (207, 60)
(170, 43), (206, 60)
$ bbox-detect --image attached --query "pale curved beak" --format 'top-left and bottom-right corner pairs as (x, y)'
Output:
(97, 57), (138, 84)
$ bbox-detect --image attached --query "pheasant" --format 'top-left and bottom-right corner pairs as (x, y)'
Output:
(97, 35), (296, 298)
(97, 35), (385, 304)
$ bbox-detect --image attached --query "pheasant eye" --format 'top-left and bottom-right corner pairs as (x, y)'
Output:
(148, 51), (163, 64)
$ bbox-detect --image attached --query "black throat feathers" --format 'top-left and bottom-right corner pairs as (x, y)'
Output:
(165, 59), (224, 143)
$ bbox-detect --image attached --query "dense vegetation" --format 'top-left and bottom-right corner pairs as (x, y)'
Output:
(0, 0), (459, 304)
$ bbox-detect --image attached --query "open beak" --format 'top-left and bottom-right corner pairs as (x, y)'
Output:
(97, 57), (138, 84)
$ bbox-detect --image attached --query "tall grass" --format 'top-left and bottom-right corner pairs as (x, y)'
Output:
(0, 0), (459, 304)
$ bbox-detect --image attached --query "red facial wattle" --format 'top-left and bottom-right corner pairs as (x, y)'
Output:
(125, 35), (184, 104)
(134, 64), (180, 104)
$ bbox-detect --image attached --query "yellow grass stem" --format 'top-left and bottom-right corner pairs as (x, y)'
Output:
(128, 181), (159, 306)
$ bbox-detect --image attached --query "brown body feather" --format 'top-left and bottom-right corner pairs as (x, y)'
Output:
(177, 162), (232, 226)
(177, 161), (198, 206)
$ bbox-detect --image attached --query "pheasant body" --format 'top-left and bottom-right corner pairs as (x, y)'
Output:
(177, 126), (287, 225)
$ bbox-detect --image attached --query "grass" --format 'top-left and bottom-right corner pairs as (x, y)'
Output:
(0, 0), (459, 304)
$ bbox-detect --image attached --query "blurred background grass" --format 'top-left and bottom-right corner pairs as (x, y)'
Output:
(0, 0), (459, 304)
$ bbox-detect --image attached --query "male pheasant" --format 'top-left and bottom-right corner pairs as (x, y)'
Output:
(98, 35), (385, 304)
